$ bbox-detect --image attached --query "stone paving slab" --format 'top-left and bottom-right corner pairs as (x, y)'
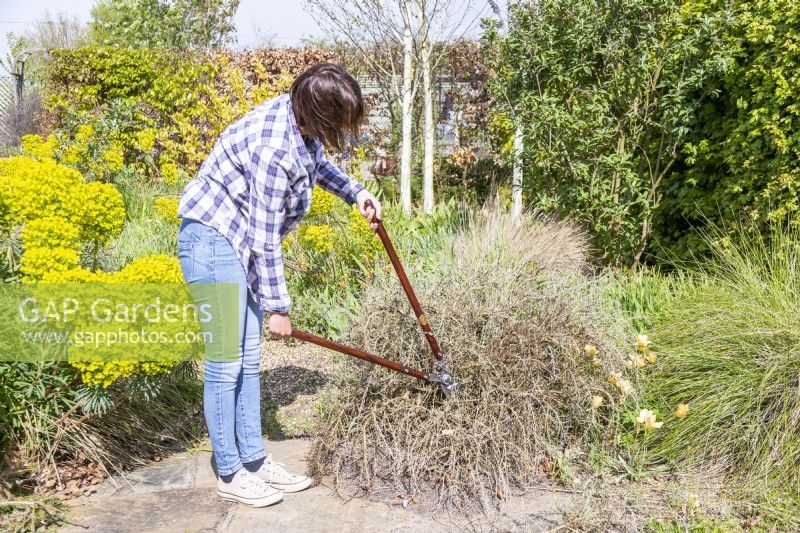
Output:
(63, 439), (449, 532)
(62, 438), (573, 532)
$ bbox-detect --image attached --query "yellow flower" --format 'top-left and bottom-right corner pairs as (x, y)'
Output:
(102, 142), (125, 173)
(636, 334), (650, 352)
(21, 134), (58, 159)
(584, 344), (599, 358)
(591, 395), (604, 410)
(154, 197), (180, 224)
(635, 409), (663, 432)
(307, 186), (336, 217)
(675, 403), (689, 419)
(299, 224), (336, 254)
(75, 124), (95, 141)
(135, 128), (157, 152)
(645, 353), (657, 364)
(160, 161), (180, 185)
(62, 144), (86, 166)
(631, 356), (646, 369)
(608, 371), (632, 400)
(591, 357), (602, 367)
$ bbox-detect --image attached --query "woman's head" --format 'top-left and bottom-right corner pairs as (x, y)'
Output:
(290, 63), (364, 152)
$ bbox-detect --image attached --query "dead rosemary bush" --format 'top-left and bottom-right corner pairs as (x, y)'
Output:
(310, 208), (635, 511)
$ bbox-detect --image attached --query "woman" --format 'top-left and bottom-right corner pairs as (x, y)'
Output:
(177, 63), (381, 508)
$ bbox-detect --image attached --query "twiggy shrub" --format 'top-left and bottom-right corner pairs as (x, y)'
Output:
(310, 208), (637, 511)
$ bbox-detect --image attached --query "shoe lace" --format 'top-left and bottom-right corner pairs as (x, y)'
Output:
(240, 470), (268, 492)
(263, 453), (289, 484)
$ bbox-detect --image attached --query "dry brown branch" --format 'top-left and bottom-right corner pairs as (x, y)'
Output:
(310, 208), (636, 513)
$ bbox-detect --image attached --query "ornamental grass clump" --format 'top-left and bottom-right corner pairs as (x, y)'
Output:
(310, 208), (636, 511)
(645, 224), (800, 494)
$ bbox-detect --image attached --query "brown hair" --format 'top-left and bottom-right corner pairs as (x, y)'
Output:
(290, 63), (365, 152)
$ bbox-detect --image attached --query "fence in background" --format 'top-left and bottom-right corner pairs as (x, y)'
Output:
(0, 75), (17, 144)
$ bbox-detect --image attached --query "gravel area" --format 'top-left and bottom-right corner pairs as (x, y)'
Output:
(259, 338), (344, 438)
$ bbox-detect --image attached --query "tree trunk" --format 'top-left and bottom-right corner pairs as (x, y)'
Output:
(511, 123), (524, 219)
(421, 36), (434, 213)
(399, 4), (414, 214)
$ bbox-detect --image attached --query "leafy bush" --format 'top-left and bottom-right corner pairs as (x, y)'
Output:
(44, 46), (334, 185)
(487, 0), (732, 266)
(644, 224), (800, 494)
(90, 0), (238, 49)
(653, 0), (800, 260)
(0, 151), (125, 279)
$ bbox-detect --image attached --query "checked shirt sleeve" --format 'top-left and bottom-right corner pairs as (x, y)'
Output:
(316, 151), (365, 205)
(246, 145), (292, 313)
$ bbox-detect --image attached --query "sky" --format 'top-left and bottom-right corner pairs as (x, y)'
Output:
(0, 0), (503, 73)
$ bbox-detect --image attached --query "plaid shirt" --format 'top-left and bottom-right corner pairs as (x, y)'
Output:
(178, 94), (364, 313)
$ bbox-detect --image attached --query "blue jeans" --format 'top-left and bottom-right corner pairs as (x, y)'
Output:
(177, 218), (266, 476)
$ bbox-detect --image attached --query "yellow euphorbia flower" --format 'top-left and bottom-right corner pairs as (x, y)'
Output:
(136, 128), (157, 152)
(675, 403), (689, 419)
(300, 224), (336, 254)
(307, 186), (336, 217)
(584, 344), (599, 358)
(645, 353), (657, 364)
(75, 124), (95, 141)
(103, 142), (125, 173)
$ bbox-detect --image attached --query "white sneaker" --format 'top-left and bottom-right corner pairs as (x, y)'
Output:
(252, 454), (313, 493)
(217, 468), (284, 507)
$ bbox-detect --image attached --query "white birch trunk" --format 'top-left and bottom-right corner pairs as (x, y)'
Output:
(421, 38), (434, 214)
(511, 123), (524, 220)
(399, 3), (414, 214)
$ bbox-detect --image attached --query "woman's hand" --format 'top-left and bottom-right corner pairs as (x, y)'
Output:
(268, 312), (292, 339)
(356, 189), (382, 231)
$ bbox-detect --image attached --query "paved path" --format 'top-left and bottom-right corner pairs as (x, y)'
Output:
(61, 438), (572, 532)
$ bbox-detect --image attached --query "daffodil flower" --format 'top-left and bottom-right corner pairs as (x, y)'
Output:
(636, 334), (650, 352)
(591, 395), (604, 410)
(617, 378), (633, 400)
(635, 409), (663, 432)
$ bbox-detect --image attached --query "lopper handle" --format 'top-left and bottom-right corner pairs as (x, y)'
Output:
(362, 199), (444, 361)
(290, 328), (429, 381)
(364, 199), (381, 225)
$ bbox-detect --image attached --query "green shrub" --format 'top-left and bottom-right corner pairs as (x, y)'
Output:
(653, 0), (800, 260)
(644, 223), (800, 494)
(487, 0), (733, 266)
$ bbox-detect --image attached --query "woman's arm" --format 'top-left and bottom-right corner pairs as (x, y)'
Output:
(316, 154), (364, 205)
(316, 150), (382, 226)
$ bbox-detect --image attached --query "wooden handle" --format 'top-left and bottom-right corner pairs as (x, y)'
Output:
(364, 199), (444, 361)
(291, 328), (429, 381)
